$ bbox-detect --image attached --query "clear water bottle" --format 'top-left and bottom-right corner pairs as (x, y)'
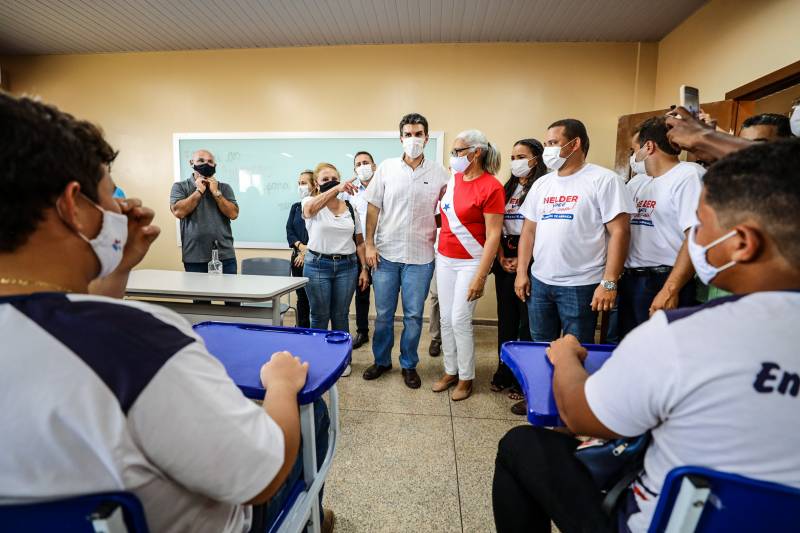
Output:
(208, 240), (223, 275)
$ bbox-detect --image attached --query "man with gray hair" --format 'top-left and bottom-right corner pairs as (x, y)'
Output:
(170, 149), (239, 275)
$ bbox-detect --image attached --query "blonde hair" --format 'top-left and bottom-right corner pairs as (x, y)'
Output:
(313, 162), (341, 182)
(455, 129), (501, 175)
(299, 169), (318, 195)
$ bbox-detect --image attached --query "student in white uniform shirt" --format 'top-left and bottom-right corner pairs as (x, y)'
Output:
(363, 113), (450, 389)
(493, 137), (800, 533)
(431, 130), (505, 401)
(347, 151), (377, 350)
(302, 162), (370, 378)
(618, 116), (704, 339)
(0, 93), (336, 533)
(515, 119), (635, 344)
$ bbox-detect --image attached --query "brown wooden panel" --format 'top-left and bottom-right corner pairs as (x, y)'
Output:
(726, 60), (800, 101)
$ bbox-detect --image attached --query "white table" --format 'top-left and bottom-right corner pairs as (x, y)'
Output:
(125, 269), (307, 326)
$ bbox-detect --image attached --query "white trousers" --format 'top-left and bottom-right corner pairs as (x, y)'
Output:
(436, 253), (480, 380)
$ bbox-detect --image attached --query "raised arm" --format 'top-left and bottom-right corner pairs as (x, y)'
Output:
(208, 178), (239, 220)
(170, 178), (204, 220)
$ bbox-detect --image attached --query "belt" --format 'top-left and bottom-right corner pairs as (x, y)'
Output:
(308, 250), (356, 261)
(624, 265), (672, 276)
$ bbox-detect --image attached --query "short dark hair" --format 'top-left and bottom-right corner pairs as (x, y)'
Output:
(0, 92), (118, 252)
(741, 113), (792, 138)
(399, 113), (429, 136)
(636, 116), (681, 156)
(703, 138), (800, 267)
(354, 151), (375, 164)
(548, 118), (590, 155)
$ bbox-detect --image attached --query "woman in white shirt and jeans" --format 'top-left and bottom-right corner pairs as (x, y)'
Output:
(302, 163), (370, 376)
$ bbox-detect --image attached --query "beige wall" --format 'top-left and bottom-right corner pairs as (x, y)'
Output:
(654, 0), (800, 108)
(2, 42), (652, 321)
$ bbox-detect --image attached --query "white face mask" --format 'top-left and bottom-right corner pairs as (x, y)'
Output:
(629, 149), (647, 176)
(298, 185), (310, 198)
(402, 136), (425, 159)
(511, 158), (532, 178)
(60, 195), (128, 278)
(790, 105), (800, 137)
(542, 138), (577, 171)
(356, 164), (374, 181)
(687, 225), (737, 285)
(449, 154), (471, 174)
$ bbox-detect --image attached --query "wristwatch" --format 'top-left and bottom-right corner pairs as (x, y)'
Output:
(600, 279), (618, 291)
(213, 190), (222, 198)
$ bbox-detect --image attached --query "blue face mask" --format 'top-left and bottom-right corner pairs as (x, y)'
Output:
(687, 224), (737, 285)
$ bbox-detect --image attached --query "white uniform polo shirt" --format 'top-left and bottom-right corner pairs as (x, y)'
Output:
(0, 293), (285, 533)
(586, 291), (800, 532)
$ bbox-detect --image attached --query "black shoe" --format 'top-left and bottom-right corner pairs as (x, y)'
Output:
(511, 400), (527, 416)
(362, 363), (392, 380)
(429, 339), (441, 357)
(352, 332), (369, 349)
(402, 368), (421, 389)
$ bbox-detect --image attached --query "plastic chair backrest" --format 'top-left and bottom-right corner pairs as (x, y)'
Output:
(0, 491), (149, 533)
(648, 466), (800, 532)
(241, 257), (292, 277)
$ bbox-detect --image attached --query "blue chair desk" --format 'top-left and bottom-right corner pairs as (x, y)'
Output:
(500, 341), (615, 427)
(0, 491), (148, 532)
(194, 322), (350, 533)
(648, 466), (800, 532)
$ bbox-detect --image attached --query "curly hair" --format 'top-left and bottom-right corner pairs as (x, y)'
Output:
(0, 92), (118, 251)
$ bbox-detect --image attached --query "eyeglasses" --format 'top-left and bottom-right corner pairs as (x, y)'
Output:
(449, 146), (474, 157)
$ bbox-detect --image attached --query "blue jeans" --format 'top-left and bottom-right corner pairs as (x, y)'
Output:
(618, 270), (697, 340)
(527, 276), (598, 343)
(184, 258), (238, 305)
(250, 399), (330, 532)
(303, 253), (357, 332)
(371, 256), (435, 369)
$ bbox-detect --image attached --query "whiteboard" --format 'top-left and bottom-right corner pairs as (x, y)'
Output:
(173, 131), (444, 249)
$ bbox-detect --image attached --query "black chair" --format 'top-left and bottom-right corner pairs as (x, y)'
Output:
(241, 257), (293, 317)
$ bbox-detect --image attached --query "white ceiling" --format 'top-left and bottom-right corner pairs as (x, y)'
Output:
(0, 0), (707, 55)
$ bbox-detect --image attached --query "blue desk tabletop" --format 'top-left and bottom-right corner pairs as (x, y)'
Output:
(500, 342), (615, 426)
(194, 322), (351, 404)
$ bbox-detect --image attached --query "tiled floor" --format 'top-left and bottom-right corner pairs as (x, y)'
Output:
(315, 320), (528, 532)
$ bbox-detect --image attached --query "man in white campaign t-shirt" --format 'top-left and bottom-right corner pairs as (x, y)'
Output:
(515, 119), (635, 344)
(618, 116), (704, 339)
(492, 138), (800, 533)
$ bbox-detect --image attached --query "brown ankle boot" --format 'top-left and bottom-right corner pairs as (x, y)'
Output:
(432, 373), (458, 392)
(452, 379), (473, 401)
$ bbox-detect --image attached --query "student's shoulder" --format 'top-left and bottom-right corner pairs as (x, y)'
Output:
(66, 294), (199, 345)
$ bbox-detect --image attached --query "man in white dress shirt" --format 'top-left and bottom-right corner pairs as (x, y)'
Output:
(363, 113), (449, 389)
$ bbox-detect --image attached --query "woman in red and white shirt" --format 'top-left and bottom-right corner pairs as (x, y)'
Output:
(432, 130), (505, 401)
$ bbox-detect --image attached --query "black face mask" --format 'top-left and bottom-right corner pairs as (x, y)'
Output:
(193, 163), (216, 177)
(319, 180), (339, 193)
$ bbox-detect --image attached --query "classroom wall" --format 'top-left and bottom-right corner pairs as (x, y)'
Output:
(654, 0), (800, 108)
(2, 41), (654, 321)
